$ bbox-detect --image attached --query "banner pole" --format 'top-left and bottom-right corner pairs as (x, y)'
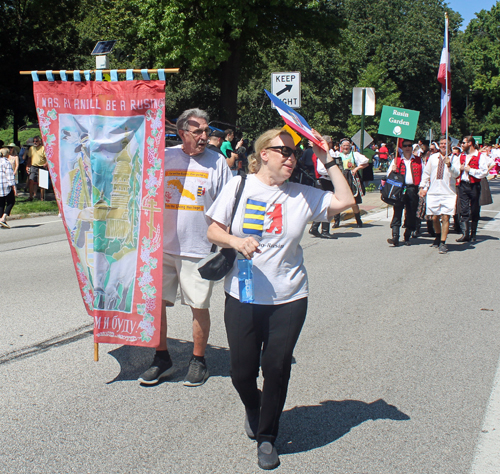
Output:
(19, 68), (179, 75)
(360, 88), (366, 152)
(94, 343), (99, 362)
(445, 12), (449, 151)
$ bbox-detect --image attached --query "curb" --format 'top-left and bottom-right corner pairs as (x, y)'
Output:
(9, 211), (59, 221)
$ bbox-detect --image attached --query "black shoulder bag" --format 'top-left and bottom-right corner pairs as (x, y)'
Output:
(380, 160), (405, 206)
(197, 175), (246, 281)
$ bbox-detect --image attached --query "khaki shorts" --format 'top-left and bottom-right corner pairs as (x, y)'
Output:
(162, 253), (214, 308)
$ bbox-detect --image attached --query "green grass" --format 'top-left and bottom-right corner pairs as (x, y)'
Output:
(365, 183), (378, 192)
(0, 127), (41, 147)
(12, 195), (59, 216)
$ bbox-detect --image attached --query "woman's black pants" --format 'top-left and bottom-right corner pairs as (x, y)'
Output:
(0, 189), (15, 216)
(224, 293), (307, 445)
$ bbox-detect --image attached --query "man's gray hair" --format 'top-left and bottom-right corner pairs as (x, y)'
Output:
(176, 108), (210, 133)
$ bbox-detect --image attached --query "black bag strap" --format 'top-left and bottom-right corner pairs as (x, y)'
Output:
(229, 173), (247, 235)
(209, 173), (247, 252)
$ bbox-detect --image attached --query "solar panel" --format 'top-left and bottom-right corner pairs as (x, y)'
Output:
(91, 41), (117, 56)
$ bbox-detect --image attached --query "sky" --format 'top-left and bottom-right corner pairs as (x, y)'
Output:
(446, 0), (498, 29)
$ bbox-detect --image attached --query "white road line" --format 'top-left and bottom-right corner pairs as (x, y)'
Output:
(470, 354), (500, 474)
(482, 212), (500, 232)
(363, 208), (393, 222)
(40, 219), (63, 224)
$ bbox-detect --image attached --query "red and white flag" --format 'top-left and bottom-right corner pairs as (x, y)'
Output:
(437, 15), (451, 134)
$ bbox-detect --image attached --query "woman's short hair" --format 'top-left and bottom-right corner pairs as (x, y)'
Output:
(247, 129), (293, 174)
(0, 147), (9, 157)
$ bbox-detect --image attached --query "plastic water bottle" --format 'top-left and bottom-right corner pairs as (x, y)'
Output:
(237, 257), (254, 304)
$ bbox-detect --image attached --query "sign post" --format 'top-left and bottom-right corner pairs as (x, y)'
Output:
(352, 87), (375, 151)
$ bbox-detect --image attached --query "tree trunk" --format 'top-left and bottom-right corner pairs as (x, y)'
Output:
(219, 37), (241, 126)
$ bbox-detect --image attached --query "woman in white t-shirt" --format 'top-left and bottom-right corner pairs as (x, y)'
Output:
(206, 129), (354, 470)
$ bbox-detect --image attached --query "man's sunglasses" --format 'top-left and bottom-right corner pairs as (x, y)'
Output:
(265, 146), (296, 157)
(402, 144), (412, 148)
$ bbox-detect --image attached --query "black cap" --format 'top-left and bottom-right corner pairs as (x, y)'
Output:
(210, 130), (225, 138)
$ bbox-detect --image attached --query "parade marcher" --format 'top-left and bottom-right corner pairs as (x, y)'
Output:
(206, 130), (224, 152)
(489, 145), (500, 179)
(0, 147), (17, 228)
(479, 147), (494, 209)
(206, 128), (354, 470)
(418, 138), (460, 254)
(207, 130), (237, 173)
(333, 138), (369, 227)
(429, 142), (439, 155)
(137, 108), (233, 387)
(220, 129), (244, 171)
(456, 136), (488, 242)
(450, 146), (462, 234)
(386, 138), (424, 247)
(299, 140), (315, 177)
(309, 136), (337, 238)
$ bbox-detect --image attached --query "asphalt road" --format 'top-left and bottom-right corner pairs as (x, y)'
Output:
(1, 181), (499, 474)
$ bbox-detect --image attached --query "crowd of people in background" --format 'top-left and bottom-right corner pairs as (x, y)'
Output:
(289, 133), (498, 254)
(0, 136), (48, 228)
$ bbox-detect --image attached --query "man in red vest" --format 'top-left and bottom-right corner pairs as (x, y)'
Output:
(386, 138), (423, 246)
(456, 136), (488, 242)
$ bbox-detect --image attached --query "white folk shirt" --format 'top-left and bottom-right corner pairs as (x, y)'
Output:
(420, 153), (460, 215)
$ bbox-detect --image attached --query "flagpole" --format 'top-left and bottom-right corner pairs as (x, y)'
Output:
(445, 12), (449, 153)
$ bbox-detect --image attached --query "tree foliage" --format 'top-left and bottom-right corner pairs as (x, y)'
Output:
(2, 0), (500, 144)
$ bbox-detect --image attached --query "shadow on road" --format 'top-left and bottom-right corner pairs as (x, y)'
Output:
(8, 224), (46, 229)
(277, 398), (410, 454)
(106, 338), (231, 384)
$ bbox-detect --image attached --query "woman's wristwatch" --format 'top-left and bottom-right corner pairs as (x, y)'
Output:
(325, 160), (338, 170)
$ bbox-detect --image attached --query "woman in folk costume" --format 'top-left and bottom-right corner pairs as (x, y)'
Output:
(419, 138), (460, 254)
(332, 138), (369, 227)
(478, 145), (494, 208)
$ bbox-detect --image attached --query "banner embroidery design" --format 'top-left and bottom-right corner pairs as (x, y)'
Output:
(34, 81), (165, 347)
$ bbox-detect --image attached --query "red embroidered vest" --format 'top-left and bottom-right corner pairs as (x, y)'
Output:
(459, 153), (481, 184)
(396, 156), (422, 186)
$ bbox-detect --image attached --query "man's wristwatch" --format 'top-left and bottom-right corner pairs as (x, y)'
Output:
(325, 161), (337, 170)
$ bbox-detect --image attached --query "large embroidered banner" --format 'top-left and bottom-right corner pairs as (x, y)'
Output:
(33, 80), (165, 347)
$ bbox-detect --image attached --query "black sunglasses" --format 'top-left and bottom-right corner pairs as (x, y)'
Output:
(402, 144), (412, 148)
(265, 146), (296, 158)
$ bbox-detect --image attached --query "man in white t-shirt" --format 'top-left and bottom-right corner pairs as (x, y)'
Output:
(138, 108), (233, 387)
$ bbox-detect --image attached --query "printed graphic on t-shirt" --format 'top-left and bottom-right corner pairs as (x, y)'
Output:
(164, 170), (208, 211)
(243, 199), (266, 236)
(266, 203), (283, 235)
(242, 199), (284, 237)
